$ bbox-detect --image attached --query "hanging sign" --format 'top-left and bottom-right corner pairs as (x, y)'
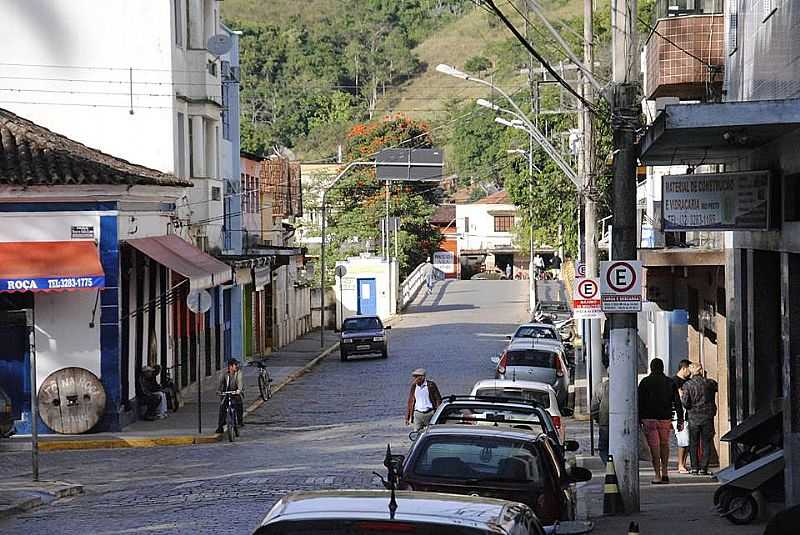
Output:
(572, 277), (603, 319)
(600, 260), (642, 312)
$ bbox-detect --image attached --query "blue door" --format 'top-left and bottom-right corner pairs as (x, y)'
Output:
(0, 321), (30, 423)
(357, 278), (377, 316)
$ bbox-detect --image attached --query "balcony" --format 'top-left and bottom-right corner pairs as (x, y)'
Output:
(643, 4), (724, 101)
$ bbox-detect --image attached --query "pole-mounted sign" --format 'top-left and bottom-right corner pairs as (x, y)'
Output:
(573, 277), (603, 319)
(600, 260), (642, 312)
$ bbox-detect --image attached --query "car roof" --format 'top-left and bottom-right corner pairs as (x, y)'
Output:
(515, 323), (558, 330)
(472, 379), (557, 394)
(419, 424), (545, 442)
(507, 338), (563, 351)
(260, 490), (523, 529)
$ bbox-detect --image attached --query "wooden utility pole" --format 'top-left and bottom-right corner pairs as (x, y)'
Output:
(609, 0), (641, 513)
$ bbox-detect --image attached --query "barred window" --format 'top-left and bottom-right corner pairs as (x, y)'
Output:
(494, 215), (514, 232)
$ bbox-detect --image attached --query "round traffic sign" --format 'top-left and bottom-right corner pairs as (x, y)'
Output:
(335, 265), (347, 278)
(186, 289), (212, 314)
(576, 262), (586, 278)
(577, 278), (598, 299)
(605, 261), (637, 293)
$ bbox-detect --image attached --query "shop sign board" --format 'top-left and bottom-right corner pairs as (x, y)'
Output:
(572, 277), (603, 319)
(600, 260), (642, 312)
(662, 171), (770, 231)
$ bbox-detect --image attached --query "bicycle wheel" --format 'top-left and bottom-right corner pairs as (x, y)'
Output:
(226, 406), (235, 443)
(258, 374), (269, 401)
(266, 380), (273, 400)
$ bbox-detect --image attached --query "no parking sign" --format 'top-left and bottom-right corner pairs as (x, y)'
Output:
(600, 260), (642, 312)
(573, 277), (604, 319)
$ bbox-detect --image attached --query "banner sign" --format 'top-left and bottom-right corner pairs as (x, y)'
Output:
(662, 171), (770, 231)
(1, 276), (104, 293)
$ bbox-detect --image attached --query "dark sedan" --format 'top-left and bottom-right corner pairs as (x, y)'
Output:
(339, 315), (390, 361)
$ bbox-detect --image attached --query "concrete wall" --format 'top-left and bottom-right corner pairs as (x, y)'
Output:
(456, 203), (516, 252)
(334, 256), (398, 328)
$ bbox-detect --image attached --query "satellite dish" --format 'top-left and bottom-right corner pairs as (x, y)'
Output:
(207, 34), (232, 57)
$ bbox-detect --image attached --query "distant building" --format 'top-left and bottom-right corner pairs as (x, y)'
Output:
(430, 204), (458, 278)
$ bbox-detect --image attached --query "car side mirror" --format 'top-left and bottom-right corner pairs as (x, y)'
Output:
(568, 466), (592, 483)
(408, 431), (420, 442)
(563, 439), (579, 452)
(490, 356), (500, 364)
(384, 326), (392, 330)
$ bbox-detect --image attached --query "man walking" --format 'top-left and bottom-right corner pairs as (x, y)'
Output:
(673, 359), (692, 473)
(405, 368), (442, 431)
(638, 358), (684, 484)
(550, 253), (562, 279)
(591, 375), (610, 463)
(682, 363), (718, 476)
(505, 263), (512, 280)
(216, 359), (245, 435)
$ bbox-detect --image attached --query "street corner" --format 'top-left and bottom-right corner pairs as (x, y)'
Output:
(0, 481), (83, 520)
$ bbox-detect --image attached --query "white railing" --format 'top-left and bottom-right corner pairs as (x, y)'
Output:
(399, 262), (432, 310)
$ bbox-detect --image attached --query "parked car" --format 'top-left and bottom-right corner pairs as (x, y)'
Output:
(491, 340), (570, 409)
(252, 489), (546, 534)
(508, 323), (560, 344)
(397, 426), (591, 526)
(339, 315), (390, 361)
(470, 380), (566, 443)
(428, 394), (562, 447)
(0, 386), (15, 438)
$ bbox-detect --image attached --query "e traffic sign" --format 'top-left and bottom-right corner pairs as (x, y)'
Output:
(572, 277), (603, 319)
(600, 260), (642, 312)
(576, 261), (586, 278)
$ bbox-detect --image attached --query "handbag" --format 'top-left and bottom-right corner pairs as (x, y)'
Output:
(673, 421), (690, 447)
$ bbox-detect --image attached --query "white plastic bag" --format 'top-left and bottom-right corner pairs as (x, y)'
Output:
(673, 421), (690, 447)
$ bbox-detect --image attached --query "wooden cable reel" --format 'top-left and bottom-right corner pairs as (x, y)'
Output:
(38, 367), (106, 434)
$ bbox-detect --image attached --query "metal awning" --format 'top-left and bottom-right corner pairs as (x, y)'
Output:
(640, 98), (800, 166)
(126, 235), (231, 290)
(0, 241), (104, 293)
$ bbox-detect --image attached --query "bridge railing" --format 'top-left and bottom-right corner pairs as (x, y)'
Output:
(399, 262), (444, 310)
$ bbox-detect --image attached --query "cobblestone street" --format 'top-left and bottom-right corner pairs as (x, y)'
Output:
(0, 280), (535, 534)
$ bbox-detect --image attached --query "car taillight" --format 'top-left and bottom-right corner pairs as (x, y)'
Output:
(536, 492), (561, 523)
(551, 415), (561, 430)
(498, 352), (508, 374)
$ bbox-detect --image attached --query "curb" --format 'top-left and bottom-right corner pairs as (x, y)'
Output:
(0, 482), (83, 520)
(244, 341), (340, 417)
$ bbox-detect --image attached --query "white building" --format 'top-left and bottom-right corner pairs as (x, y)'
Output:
(456, 191), (524, 278)
(1, 0), (226, 250)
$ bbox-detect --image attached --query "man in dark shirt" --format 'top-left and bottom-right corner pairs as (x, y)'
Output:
(673, 359), (692, 473)
(639, 358), (684, 484)
(681, 363), (718, 475)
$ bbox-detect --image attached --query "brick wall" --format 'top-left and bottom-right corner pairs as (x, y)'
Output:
(644, 14), (725, 100)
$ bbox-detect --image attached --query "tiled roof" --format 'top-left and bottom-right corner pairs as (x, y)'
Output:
(476, 190), (511, 204)
(0, 108), (190, 187)
(430, 204), (455, 224)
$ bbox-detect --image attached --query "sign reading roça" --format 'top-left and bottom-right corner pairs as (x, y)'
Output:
(662, 171), (770, 231)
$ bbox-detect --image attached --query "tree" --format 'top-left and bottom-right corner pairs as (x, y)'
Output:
(323, 116), (443, 284)
(464, 55), (492, 74)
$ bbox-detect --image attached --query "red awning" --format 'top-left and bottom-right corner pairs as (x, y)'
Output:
(0, 241), (105, 293)
(125, 235), (232, 290)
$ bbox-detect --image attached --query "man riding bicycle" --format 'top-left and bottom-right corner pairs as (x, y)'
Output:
(216, 359), (244, 435)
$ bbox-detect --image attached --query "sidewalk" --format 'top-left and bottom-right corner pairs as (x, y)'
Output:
(0, 330), (339, 452)
(0, 480), (83, 521)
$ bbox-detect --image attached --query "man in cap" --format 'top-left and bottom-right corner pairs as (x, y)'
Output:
(405, 368), (442, 431)
(216, 359), (245, 435)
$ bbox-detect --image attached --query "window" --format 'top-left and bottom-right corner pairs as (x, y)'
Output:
(211, 186), (221, 201)
(762, 0), (776, 22)
(176, 113), (186, 178)
(494, 215), (514, 232)
(464, 216), (470, 233)
(727, 0), (738, 56)
(474, 388), (551, 408)
(185, 0), (191, 46)
(505, 349), (558, 368)
(513, 325), (557, 340)
(173, 0), (183, 47)
(188, 117), (195, 178)
(784, 174), (800, 222)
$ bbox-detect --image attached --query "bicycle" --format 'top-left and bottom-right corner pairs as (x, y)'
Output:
(219, 390), (240, 442)
(249, 360), (273, 401)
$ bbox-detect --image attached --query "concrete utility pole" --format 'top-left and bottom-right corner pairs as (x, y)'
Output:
(583, 0), (603, 415)
(609, 0), (641, 513)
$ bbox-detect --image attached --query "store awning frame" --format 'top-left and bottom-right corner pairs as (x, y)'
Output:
(0, 241), (105, 293)
(125, 235), (232, 291)
(640, 98), (800, 166)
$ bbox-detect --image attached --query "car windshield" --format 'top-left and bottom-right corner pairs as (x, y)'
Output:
(474, 388), (551, 408)
(540, 302), (567, 312)
(256, 521), (492, 535)
(513, 326), (556, 340)
(435, 405), (547, 427)
(505, 349), (558, 368)
(412, 435), (544, 484)
(342, 318), (382, 331)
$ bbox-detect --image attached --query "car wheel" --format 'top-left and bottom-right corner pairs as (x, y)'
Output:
(340, 351), (348, 362)
(725, 493), (758, 525)
(381, 348), (388, 359)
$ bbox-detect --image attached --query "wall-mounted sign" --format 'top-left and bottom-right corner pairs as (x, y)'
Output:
(1, 276), (104, 293)
(662, 171), (770, 231)
(71, 225), (95, 239)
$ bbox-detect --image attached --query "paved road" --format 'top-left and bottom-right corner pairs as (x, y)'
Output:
(0, 280), (537, 534)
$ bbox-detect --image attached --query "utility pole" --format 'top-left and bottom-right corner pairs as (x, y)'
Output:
(584, 0), (603, 418)
(609, 0), (641, 513)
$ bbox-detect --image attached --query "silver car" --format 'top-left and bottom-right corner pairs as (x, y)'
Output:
(491, 339), (570, 408)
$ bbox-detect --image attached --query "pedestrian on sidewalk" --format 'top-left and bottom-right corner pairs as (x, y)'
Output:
(216, 359), (245, 435)
(505, 263), (512, 280)
(426, 263), (434, 295)
(591, 375), (610, 463)
(638, 358), (684, 484)
(405, 368), (442, 431)
(673, 359), (693, 474)
(550, 253), (562, 279)
(681, 363), (718, 476)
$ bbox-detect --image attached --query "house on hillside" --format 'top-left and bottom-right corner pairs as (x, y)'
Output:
(455, 191), (529, 280)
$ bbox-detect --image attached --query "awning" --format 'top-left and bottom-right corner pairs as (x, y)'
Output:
(0, 241), (105, 293)
(640, 98), (800, 166)
(126, 235), (232, 290)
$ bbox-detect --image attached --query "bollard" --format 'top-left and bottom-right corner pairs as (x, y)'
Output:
(603, 454), (625, 515)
